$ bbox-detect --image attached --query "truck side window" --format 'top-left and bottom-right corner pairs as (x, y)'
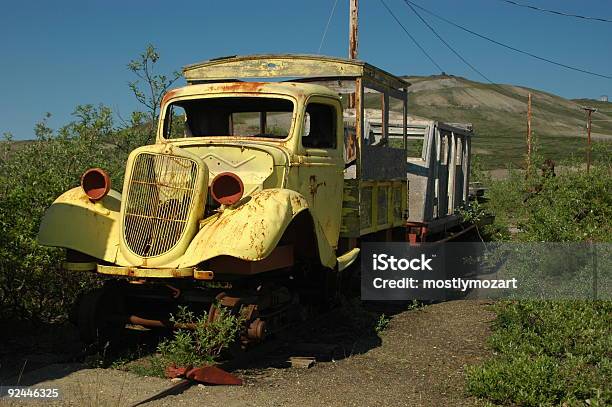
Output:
(303, 103), (336, 149)
(165, 105), (189, 138)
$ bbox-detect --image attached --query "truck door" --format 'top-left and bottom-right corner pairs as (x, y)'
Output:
(295, 98), (344, 249)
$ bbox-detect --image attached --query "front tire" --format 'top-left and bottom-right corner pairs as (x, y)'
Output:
(76, 284), (126, 347)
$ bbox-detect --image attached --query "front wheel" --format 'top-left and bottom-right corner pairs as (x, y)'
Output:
(75, 284), (126, 347)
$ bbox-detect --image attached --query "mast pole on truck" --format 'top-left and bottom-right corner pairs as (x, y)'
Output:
(349, 0), (358, 60)
(348, 0), (359, 109)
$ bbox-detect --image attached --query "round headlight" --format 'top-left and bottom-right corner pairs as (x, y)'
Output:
(210, 172), (244, 206)
(81, 168), (111, 202)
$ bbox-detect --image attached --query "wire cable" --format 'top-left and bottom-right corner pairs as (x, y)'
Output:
(399, 0), (515, 106)
(383, 0), (521, 108)
(379, 0), (444, 73)
(403, 0), (495, 85)
(382, 0), (506, 107)
(498, 0), (612, 24)
(404, 0), (612, 80)
(318, 0), (340, 54)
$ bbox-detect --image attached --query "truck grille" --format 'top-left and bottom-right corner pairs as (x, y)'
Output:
(123, 153), (198, 257)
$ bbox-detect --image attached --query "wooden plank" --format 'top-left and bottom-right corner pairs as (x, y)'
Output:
(355, 77), (364, 179)
(363, 77), (406, 100)
(377, 182), (392, 228)
(184, 55), (364, 82)
(340, 179), (360, 237)
(382, 92), (389, 145)
(361, 145), (407, 180)
(182, 55), (410, 91)
(359, 184), (373, 232)
(358, 180), (406, 236)
(289, 357), (316, 369)
(392, 180), (407, 226)
(298, 79), (389, 94)
(291, 343), (339, 361)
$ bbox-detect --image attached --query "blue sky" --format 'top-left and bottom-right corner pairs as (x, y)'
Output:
(1, 0), (611, 139)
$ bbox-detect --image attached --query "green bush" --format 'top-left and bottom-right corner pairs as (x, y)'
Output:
(481, 161), (611, 243)
(374, 313), (391, 334)
(519, 166), (611, 242)
(156, 306), (244, 369)
(468, 153), (611, 405)
(0, 107), (127, 322)
(0, 45), (175, 324)
(467, 300), (611, 406)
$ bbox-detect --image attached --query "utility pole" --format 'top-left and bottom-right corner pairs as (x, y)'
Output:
(348, 0), (359, 109)
(349, 0), (359, 60)
(526, 93), (532, 175)
(582, 106), (596, 173)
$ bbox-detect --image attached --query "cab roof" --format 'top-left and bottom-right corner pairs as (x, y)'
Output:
(182, 54), (409, 91)
(162, 81), (340, 105)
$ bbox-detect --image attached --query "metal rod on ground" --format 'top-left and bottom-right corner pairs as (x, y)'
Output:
(527, 93), (532, 175)
(582, 106), (596, 173)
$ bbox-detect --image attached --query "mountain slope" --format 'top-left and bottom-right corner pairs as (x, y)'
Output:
(402, 75), (612, 169)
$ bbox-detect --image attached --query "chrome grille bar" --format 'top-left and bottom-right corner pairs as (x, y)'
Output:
(123, 153), (198, 257)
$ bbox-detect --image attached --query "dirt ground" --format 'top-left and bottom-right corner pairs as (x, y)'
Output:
(1, 300), (495, 407)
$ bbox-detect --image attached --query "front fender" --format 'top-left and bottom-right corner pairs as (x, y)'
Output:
(37, 187), (121, 262)
(179, 188), (336, 268)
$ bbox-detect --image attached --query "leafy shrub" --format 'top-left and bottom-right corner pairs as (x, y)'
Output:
(468, 153), (611, 405)
(481, 161), (611, 243)
(0, 45), (174, 324)
(374, 313), (391, 333)
(519, 166), (612, 242)
(156, 306), (244, 369)
(0, 107), (126, 322)
(467, 300), (611, 406)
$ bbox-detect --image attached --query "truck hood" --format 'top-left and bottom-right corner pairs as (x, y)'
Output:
(176, 141), (289, 193)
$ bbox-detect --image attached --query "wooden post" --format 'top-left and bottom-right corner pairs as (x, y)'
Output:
(583, 106), (596, 173)
(382, 92), (389, 145)
(259, 112), (267, 134)
(526, 93), (532, 175)
(355, 77), (364, 178)
(349, 0), (358, 60)
(348, 0), (359, 109)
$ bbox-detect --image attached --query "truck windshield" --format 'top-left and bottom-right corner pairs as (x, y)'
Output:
(164, 97), (294, 139)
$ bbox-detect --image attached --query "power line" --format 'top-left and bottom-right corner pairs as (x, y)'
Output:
(499, 0), (612, 24)
(318, 0), (340, 54)
(400, 0), (517, 107)
(379, 0), (444, 73)
(404, 0), (612, 80)
(383, 0), (523, 108)
(381, 0), (507, 108)
(402, 0), (495, 85)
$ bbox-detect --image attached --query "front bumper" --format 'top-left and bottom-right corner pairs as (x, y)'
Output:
(63, 261), (213, 280)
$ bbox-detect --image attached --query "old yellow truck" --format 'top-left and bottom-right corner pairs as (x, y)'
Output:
(38, 55), (469, 344)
